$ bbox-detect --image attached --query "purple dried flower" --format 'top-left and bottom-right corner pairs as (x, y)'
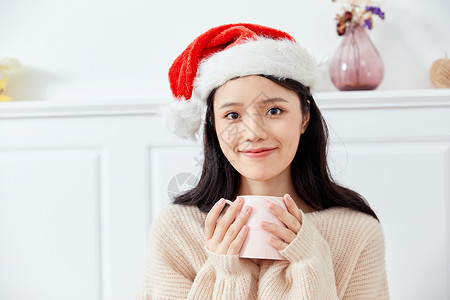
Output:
(366, 6), (385, 20)
(362, 18), (372, 30)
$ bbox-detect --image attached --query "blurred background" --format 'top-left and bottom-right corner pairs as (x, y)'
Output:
(0, 0), (449, 299)
(0, 0), (449, 101)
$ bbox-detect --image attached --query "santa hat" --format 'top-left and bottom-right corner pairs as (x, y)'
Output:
(162, 23), (319, 142)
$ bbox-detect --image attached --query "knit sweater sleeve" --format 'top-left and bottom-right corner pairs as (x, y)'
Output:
(135, 206), (258, 300)
(341, 217), (389, 299)
(258, 210), (389, 299)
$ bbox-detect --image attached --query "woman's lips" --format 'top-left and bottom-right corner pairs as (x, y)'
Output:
(241, 148), (276, 158)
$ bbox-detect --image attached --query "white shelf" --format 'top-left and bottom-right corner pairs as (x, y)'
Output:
(0, 89), (449, 119)
(315, 88), (450, 109)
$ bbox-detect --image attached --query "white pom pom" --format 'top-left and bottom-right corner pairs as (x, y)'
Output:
(161, 97), (206, 142)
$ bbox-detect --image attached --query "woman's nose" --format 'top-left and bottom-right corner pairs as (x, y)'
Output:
(244, 111), (268, 142)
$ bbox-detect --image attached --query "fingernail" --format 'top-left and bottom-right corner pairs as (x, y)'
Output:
(235, 197), (242, 205)
(244, 207), (251, 214)
(261, 221), (268, 228)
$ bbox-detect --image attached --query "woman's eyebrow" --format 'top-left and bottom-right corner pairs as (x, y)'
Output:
(219, 98), (288, 109)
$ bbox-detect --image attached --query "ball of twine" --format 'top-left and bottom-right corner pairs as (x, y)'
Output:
(430, 53), (450, 88)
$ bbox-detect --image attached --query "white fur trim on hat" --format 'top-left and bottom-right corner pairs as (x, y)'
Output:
(192, 37), (319, 102)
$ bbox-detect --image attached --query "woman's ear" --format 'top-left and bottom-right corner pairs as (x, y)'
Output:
(301, 102), (310, 134)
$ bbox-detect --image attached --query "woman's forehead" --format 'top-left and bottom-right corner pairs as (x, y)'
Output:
(213, 76), (298, 108)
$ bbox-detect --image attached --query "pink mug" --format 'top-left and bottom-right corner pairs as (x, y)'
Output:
(225, 195), (287, 260)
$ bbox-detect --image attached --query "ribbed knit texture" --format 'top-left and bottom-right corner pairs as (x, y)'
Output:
(135, 205), (389, 299)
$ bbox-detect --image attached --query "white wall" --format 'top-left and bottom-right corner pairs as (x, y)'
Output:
(1, 0), (449, 102)
(1, 92), (449, 299)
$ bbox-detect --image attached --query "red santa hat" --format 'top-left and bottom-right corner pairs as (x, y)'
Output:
(162, 23), (318, 142)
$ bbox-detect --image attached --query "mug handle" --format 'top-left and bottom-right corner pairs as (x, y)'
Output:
(218, 198), (239, 218)
(223, 196), (243, 206)
(224, 199), (234, 206)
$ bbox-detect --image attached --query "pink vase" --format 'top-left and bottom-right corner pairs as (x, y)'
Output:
(329, 23), (384, 91)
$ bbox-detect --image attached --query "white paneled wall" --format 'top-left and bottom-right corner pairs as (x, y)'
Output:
(0, 89), (449, 300)
(0, 149), (102, 299)
(0, 103), (192, 300)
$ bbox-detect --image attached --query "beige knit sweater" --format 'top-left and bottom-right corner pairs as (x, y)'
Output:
(136, 204), (389, 299)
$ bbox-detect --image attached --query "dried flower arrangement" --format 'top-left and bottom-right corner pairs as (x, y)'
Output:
(332, 0), (385, 35)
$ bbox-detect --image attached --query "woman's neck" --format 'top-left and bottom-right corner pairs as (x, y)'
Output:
(237, 176), (294, 198)
(237, 173), (317, 213)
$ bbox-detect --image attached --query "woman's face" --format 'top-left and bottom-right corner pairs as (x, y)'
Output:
(213, 75), (309, 182)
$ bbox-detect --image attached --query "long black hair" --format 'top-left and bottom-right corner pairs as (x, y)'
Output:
(173, 75), (379, 221)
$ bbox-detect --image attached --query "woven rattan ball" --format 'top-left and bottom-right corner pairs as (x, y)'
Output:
(430, 55), (450, 88)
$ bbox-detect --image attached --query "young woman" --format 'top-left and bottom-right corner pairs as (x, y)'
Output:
(136, 23), (389, 299)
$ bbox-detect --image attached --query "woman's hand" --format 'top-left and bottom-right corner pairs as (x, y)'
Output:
(261, 193), (303, 251)
(205, 197), (252, 255)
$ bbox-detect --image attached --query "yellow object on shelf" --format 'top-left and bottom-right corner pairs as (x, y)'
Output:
(0, 57), (22, 102)
(0, 77), (12, 102)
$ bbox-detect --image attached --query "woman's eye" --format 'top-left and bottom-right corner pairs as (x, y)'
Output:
(225, 112), (240, 120)
(268, 107), (284, 116)
(225, 108), (283, 120)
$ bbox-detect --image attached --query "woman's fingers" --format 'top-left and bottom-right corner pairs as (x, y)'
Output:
(212, 197), (244, 243)
(261, 221), (297, 244)
(222, 205), (252, 247)
(283, 194), (302, 225)
(268, 236), (288, 251)
(205, 199), (226, 240)
(259, 194), (305, 249)
(227, 225), (249, 255)
(267, 200), (301, 234)
(205, 197), (253, 255)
